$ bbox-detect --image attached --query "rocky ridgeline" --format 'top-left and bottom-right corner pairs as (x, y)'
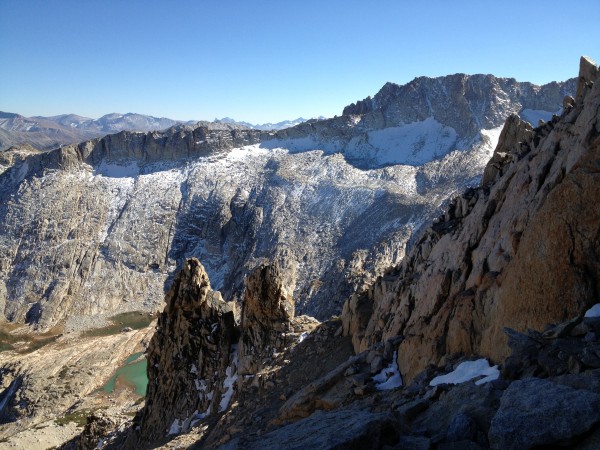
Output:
(0, 111), (200, 152)
(342, 56), (600, 382)
(342, 73), (574, 138)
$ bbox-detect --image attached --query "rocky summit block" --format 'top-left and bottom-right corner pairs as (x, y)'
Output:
(238, 263), (295, 376)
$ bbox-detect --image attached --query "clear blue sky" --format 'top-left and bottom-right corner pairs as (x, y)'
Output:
(1, 0), (598, 123)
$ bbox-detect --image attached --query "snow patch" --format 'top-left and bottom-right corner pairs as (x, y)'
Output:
(167, 418), (182, 435)
(225, 144), (274, 161)
(480, 126), (503, 151)
(345, 117), (458, 166)
(429, 359), (500, 386)
(372, 351), (403, 390)
(188, 408), (209, 429)
(585, 303), (600, 318)
(95, 160), (140, 178)
(194, 378), (207, 393)
(297, 331), (308, 343)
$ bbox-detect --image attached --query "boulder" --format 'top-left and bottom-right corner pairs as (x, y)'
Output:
(488, 378), (600, 449)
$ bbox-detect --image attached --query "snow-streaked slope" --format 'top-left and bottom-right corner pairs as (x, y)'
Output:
(0, 125), (500, 329)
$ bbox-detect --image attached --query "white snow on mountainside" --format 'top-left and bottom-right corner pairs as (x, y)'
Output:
(347, 118), (458, 166)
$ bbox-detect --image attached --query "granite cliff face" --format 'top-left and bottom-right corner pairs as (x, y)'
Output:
(342, 56), (600, 382)
(0, 73), (574, 332)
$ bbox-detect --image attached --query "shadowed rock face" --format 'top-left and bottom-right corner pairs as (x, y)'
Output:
(136, 260), (318, 445)
(342, 56), (600, 382)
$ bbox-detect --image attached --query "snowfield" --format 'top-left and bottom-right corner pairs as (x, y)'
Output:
(347, 117), (458, 166)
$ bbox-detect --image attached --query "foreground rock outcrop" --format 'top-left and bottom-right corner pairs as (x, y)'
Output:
(342, 56), (600, 382)
(216, 310), (600, 450)
(138, 259), (238, 442)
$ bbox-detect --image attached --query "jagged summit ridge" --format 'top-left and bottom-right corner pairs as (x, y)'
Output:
(344, 73), (575, 135)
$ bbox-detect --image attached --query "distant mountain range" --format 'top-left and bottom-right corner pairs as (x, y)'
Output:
(214, 116), (326, 131)
(0, 112), (320, 151)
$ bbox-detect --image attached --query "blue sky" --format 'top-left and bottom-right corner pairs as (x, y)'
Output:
(1, 0), (598, 123)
